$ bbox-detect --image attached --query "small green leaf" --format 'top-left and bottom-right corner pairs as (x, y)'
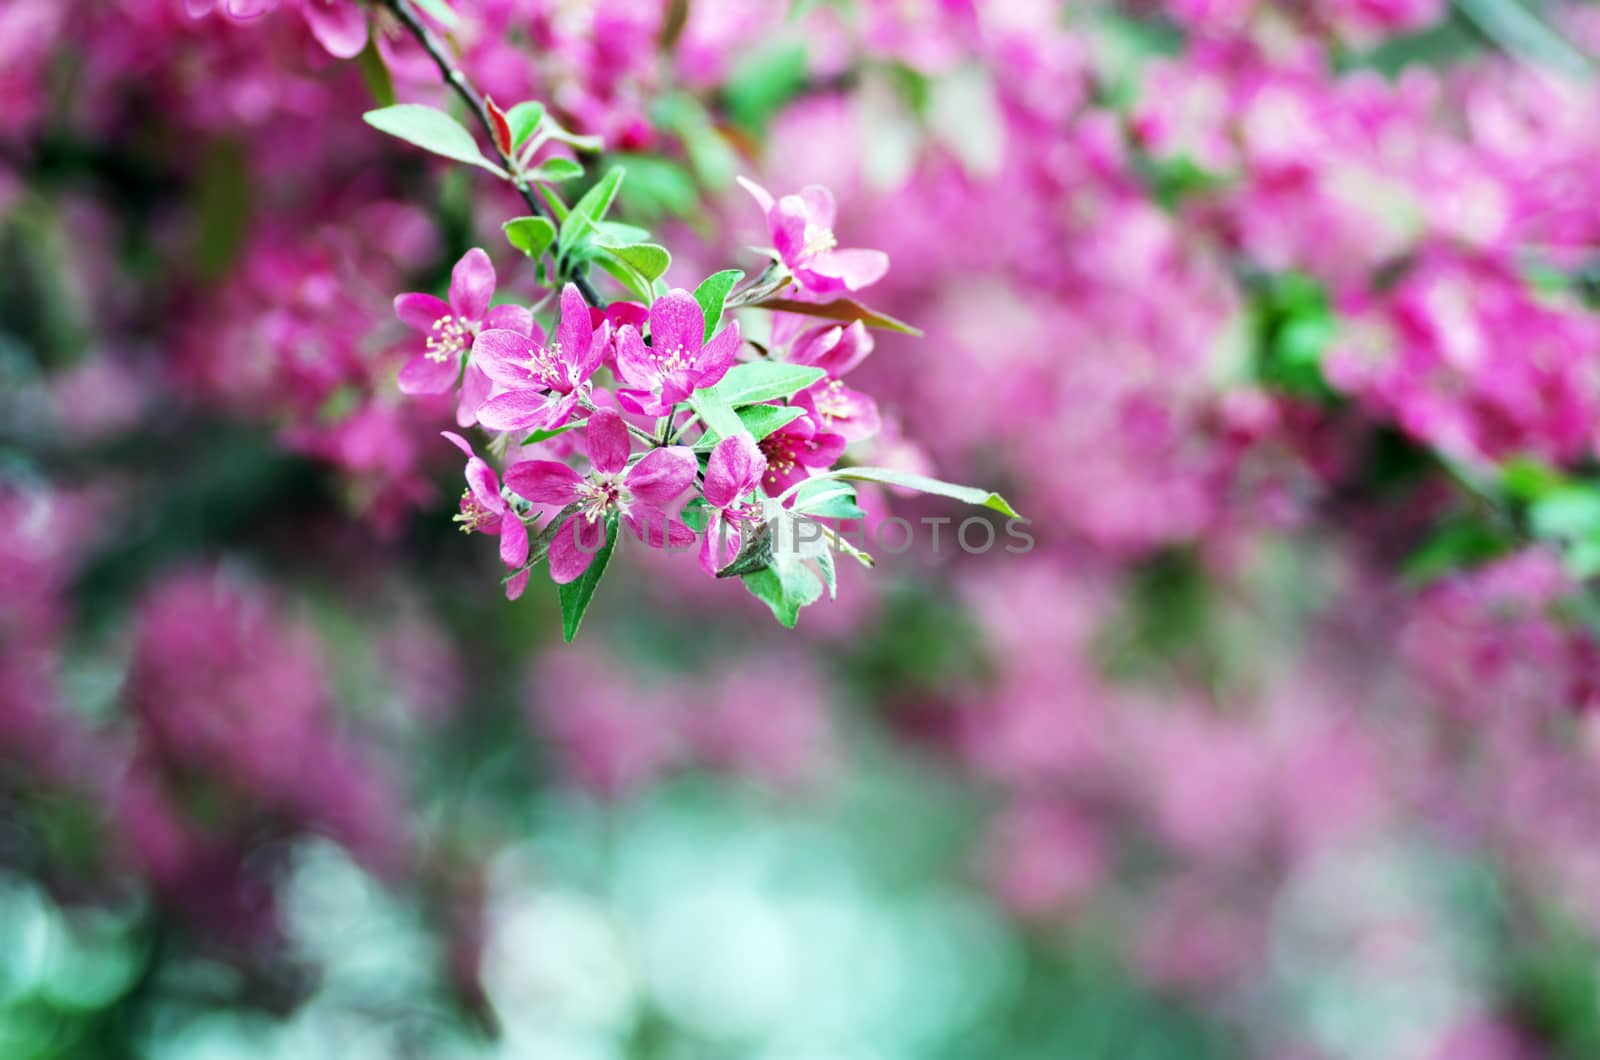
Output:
(695, 404), (806, 450)
(521, 421), (585, 446)
(791, 478), (866, 520)
(693, 269), (744, 342)
(363, 104), (507, 176)
(741, 564), (821, 628)
(558, 516), (618, 642)
(591, 221), (653, 248)
(688, 386), (744, 441)
(506, 101), (546, 148)
(594, 252), (655, 304)
(411, 0), (460, 28)
(1531, 487), (1600, 540)
(355, 37), (395, 107)
(1502, 458), (1567, 503)
(529, 157), (584, 184)
(609, 243), (671, 282)
(715, 362), (825, 407)
(826, 467), (1019, 518)
(569, 166), (626, 231)
(504, 216), (557, 260)
(750, 296), (922, 336)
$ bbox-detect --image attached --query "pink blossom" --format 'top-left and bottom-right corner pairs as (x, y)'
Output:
(613, 288), (742, 415)
(502, 409), (697, 583)
(472, 283), (601, 434)
(738, 177), (889, 294)
(758, 412), (846, 496)
(397, 248), (532, 429)
(441, 430), (531, 599)
(700, 432), (767, 576)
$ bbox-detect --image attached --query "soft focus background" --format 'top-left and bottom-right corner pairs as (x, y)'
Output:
(10, 1), (1600, 1057)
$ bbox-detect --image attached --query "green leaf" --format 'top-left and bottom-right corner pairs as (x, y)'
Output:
(1531, 487), (1600, 540)
(715, 362), (825, 407)
(355, 37), (395, 107)
(724, 41), (809, 134)
(694, 404), (806, 450)
(1452, 0), (1592, 78)
(826, 467), (1020, 518)
(687, 386), (744, 441)
(529, 157), (584, 184)
(742, 564), (821, 628)
(363, 104), (507, 176)
(567, 166), (626, 233)
(593, 252), (655, 304)
(503, 216), (557, 260)
(591, 221), (653, 248)
(750, 297), (922, 336)
(613, 154), (699, 222)
(609, 244), (671, 282)
(506, 101), (545, 148)
(410, 0), (460, 28)
(1502, 458), (1567, 503)
(693, 269), (744, 342)
(791, 479), (866, 520)
(1403, 517), (1510, 584)
(558, 516), (618, 642)
(521, 421), (585, 446)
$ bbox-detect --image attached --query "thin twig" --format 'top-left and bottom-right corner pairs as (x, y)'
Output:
(379, 0), (606, 307)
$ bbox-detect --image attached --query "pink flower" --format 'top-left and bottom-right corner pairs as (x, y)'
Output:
(503, 409), (697, 584)
(738, 177), (889, 294)
(700, 432), (767, 576)
(471, 283), (602, 434)
(300, 0), (369, 60)
(396, 248), (532, 428)
(441, 431), (531, 599)
(759, 413), (846, 495)
(613, 289), (742, 415)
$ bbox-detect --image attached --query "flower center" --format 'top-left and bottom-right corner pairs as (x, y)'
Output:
(427, 316), (473, 364)
(652, 341), (694, 374)
(520, 340), (566, 389)
(576, 475), (625, 522)
(801, 223), (837, 259)
(760, 436), (797, 488)
(454, 490), (498, 534)
(812, 380), (850, 426)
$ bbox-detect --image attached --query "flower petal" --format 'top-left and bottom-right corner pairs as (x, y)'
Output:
(705, 432), (765, 509)
(302, 0), (368, 59)
(805, 248), (889, 291)
(449, 248), (496, 322)
(736, 175), (775, 214)
(624, 445), (696, 508)
(455, 363), (493, 427)
(699, 512), (743, 576)
(398, 353), (458, 395)
(624, 508), (697, 550)
(694, 318), (741, 386)
(548, 517), (601, 584)
(476, 390), (554, 433)
(440, 431), (474, 458)
(613, 325), (660, 391)
(473, 329), (542, 389)
(557, 284), (592, 369)
(499, 510), (529, 567)
(506, 568), (531, 601)
(485, 303), (537, 337)
(465, 457), (504, 513)
(800, 184), (837, 230)
(648, 289), (705, 359)
(502, 460), (584, 506)
(395, 292), (451, 333)
(585, 409), (631, 476)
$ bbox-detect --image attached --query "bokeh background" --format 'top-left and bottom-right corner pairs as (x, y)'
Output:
(9, 0), (1600, 1057)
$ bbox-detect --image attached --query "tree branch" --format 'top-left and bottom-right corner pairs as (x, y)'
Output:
(378, 0), (606, 308)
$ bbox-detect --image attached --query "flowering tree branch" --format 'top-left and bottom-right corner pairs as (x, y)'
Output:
(377, 0), (606, 308)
